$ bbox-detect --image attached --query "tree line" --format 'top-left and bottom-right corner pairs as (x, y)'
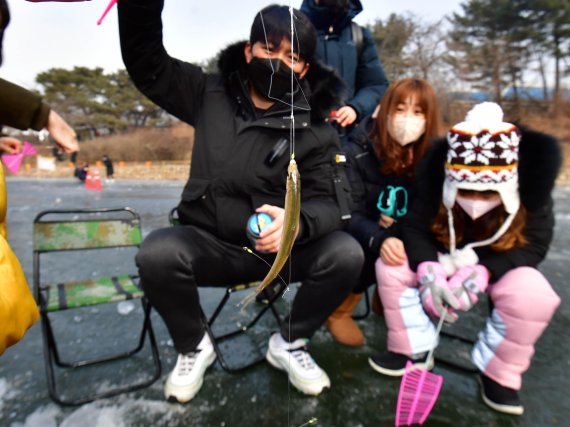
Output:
(35, 0), (569, 138)
(36, 67), (165, 140)
(372, 0), (569, 109)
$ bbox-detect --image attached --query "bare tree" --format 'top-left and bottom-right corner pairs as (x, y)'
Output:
(405, 18), (448, 81)
(368, 13), (415, 82)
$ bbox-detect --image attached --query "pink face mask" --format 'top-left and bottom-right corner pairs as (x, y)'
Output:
(456, 195), (502, 220)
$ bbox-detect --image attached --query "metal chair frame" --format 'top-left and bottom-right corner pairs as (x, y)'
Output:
(33, 208), (161, 405)
(169, 207), (284, 373)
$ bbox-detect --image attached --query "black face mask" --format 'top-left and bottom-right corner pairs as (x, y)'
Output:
(247, 57), (300, 101)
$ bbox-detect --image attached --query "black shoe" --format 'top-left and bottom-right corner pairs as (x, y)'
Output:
(478, 374), (524, 415)
(368, 351), (433, 377)
(255, 282), (282, 305)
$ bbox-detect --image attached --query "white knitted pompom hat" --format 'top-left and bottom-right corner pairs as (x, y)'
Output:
(443, 102), (521, 214)
(439, 102), (521, 275)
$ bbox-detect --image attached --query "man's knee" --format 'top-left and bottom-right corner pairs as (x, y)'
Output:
(325, 232), (364, 274)
(136, 227), (187, 272)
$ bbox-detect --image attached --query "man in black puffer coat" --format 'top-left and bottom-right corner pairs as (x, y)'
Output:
(118, 1), (364, 403)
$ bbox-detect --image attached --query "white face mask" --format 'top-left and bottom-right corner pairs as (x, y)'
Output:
(388, 115), (426, 146)
(456, 195), (502, 220)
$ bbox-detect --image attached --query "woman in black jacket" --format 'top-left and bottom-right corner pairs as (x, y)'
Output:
(371, 102), (561, 416)
(326, 78), (440, 346)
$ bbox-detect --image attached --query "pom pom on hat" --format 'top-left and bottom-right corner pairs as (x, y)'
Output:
(464, 102), (504, 132)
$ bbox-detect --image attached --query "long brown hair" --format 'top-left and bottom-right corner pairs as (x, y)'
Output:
(431, 203), (528, 252)
(371, 78), (441, 176)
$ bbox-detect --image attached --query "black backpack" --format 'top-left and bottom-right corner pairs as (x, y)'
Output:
(351, 21), (364, 58)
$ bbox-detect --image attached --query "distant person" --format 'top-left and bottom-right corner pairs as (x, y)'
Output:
(327, 78), (440, 347)
(118, 1), (363, 402)
(300, 0), (389, 137)
(102, 154), (114, 181)
(372, 102), (561, 416)
(74, 162), (88, 182)
(51, 145), (64, 161)
(0, 0), (78, 355)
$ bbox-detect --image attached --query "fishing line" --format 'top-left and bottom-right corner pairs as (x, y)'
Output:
(258, 11), (311, 113)
(285, 7), (317, 427)
(289, 5), (296, 160)
(287, 6), (294, 427)
(242, 247), (289, 291)
(258, 6), (317, 426)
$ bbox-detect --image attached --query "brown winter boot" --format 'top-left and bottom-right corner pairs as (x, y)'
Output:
(325, 293), (365, 347)
(371, 289), (384, 316)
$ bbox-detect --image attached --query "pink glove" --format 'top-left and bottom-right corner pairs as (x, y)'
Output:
(417, 261), (460, 323)
(448, 265), (489, 311)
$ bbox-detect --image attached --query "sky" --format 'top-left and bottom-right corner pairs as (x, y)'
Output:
(1, 0), (465, 90)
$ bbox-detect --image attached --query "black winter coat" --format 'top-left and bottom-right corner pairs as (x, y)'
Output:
(300, 0), (389, 119)
(345, 117), (415, 257)
(402, 128), (562, 280)
(118, 0), (350, 247)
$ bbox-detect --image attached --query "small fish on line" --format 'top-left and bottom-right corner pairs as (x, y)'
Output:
(238, 157), (301, 309)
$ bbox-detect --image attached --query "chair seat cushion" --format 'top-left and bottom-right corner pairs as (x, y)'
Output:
(41, 275), (142, 312)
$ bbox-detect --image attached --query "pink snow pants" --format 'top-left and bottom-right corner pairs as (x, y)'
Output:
(376, 259), (560, 389)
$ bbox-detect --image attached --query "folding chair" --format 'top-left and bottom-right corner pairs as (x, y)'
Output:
(33, 208), (161, 405)
(169, 207), (284, 373)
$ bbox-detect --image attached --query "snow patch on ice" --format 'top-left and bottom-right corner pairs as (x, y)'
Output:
(12, 405), (60, 427)
(11, 397), (186, 427)
(0, 377), (20, 414)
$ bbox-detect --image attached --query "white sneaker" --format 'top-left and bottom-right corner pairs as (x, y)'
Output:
(266, 332), (331, 396)
(164, 333), (217, 403)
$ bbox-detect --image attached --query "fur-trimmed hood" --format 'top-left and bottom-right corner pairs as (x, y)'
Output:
(217, 41), (345, 121)
(417, 127), (562, 212)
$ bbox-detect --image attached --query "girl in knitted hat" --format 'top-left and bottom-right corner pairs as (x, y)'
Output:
(326, 78), (440, 346)
(370, 102), (562, 415)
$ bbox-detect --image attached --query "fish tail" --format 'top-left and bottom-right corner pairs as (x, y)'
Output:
(237, 275), (273, 309)
(237, 291), (257, 312)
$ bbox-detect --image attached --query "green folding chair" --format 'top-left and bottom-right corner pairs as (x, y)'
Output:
(33, 208), (161, 405)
